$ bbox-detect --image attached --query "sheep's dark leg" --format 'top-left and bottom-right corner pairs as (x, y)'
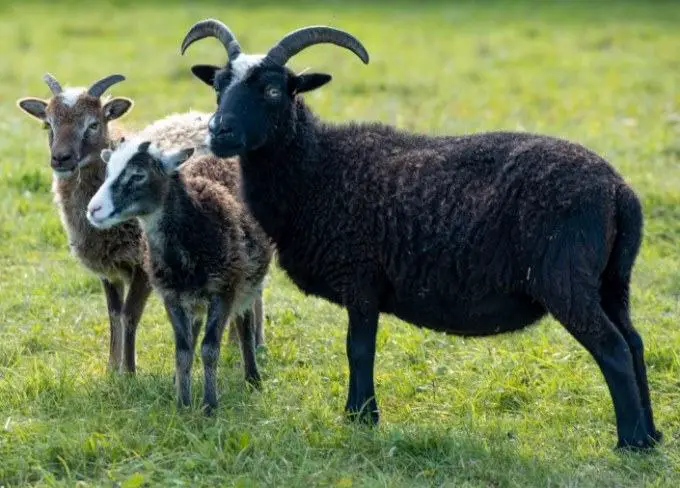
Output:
(253, 293), (266, 348)
(601, 279), (661, 443)
(165, 299), (194, 408)
(551, 298), (653, 449)
(235, 309), (261, 387)
(121, 267), (151, 374)
(102, 278), (124, 373)
(344, 305), (379, 425)
(227, 293), (264, 347)
(169, 311), (202, 387)
(201, 295), (231, 414)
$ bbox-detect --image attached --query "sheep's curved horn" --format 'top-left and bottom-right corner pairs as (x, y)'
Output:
(43, 73), (63, 95)
(180, 18), (242, 59)
(264, 26), (369, 67)
(88, 74), (126, 98)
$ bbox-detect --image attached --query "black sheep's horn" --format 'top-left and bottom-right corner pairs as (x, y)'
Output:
(88, 74), (126, 98)
(180, 18), (242, 60)
(43, 73), (63, 95)
(264, 26), (369, 67)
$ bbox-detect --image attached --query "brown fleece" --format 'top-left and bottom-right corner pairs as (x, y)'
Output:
(143, 154), (272, 307)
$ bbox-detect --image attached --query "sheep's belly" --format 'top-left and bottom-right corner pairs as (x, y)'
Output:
(387, 292), (546, 337)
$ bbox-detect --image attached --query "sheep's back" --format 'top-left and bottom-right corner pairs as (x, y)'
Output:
(182, 154), (241, 194)
(138, 111), (210, 153)
(146, 173), (270, 304)
(289, 127), (626, 304)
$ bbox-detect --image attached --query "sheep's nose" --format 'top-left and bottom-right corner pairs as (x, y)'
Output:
(210, 115), (240, 141)
(208, 114), (219, 132)
(88, 204), (102, 218)
(51, 151), (75, 169)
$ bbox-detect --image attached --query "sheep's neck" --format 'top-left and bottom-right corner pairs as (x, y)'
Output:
(137, 177), (191, 257)
(52, 159), (107, 243)
(239, 100), (320, 246)
(51, 128), (122, 242)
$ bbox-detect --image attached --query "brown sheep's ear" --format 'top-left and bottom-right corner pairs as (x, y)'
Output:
(103, 97), (133, 121)
(101, 148), (113, 163)
(290, 73), (332, 95)
(17, 98), (48, 121)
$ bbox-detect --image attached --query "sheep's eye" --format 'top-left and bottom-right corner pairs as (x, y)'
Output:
(129, 172), (146, 183)
(265, 86), (281, 100)
(43, 121), (52, 131)
(88, 122), (100, 132)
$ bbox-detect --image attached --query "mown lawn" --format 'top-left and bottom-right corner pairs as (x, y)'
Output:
(1, 1), (679, 486)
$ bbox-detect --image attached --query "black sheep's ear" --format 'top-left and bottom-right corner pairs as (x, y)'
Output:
(191, 65), (220, 87)
(291, 73), (332, 95)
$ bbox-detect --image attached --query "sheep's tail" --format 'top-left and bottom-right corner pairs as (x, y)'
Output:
(604, 184), (643, 285)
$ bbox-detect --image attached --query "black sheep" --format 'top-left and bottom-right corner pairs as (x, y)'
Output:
(181, 19), (660, 449)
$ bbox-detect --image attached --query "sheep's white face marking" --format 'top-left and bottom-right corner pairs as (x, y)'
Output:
(87, 181), (119, 229)
(105, 139), (145, 184)
(58, 88), (86, 107)
(230, 54), (265, 85)
(87, 139), (154, 229)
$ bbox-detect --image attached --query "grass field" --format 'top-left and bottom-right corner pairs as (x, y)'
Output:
(1, 0), (679, 486)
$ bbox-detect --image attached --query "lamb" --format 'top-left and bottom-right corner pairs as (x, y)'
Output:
(180, 20), (660, 449)
(16, 74), (262, 373)
(86, 140), (272, 411)
(137, 113), (267, 347)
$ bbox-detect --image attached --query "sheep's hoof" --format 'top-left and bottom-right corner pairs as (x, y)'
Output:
(176, 400), (191, 411)
(615, 434), (661, 451)
(122, 363), (136, 375)
(106, 361), (123, 375)
(345, 408), (379, 426)
(246, 373), (262, 391)
(202, 402), (217, 417)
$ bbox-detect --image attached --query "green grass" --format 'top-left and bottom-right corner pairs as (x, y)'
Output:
(1, 0), (680, 486)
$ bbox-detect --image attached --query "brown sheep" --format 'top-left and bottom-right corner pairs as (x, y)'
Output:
(17, 73), (148, 373)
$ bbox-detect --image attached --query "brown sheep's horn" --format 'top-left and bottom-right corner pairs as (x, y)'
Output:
(43, 73), (63, 95)
(88, 74), (126, 98)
